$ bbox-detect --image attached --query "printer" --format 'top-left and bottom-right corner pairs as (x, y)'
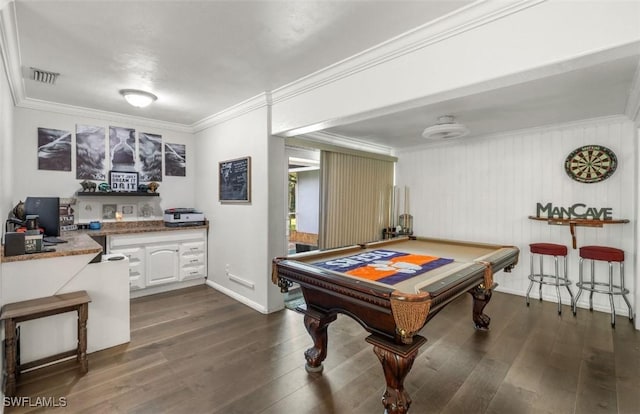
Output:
(163, 208), (206, 227)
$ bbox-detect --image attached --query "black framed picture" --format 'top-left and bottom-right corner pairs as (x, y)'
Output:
(219, 156), (251, 203)
(109, 170), (139, 192)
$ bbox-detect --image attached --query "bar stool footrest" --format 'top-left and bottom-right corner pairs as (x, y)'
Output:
(576, 281), (629, 296)
(528, 274), (572, 287)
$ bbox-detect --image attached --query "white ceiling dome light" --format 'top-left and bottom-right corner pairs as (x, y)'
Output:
(421, 115), (469, 140)
(120, 89), (158, 108)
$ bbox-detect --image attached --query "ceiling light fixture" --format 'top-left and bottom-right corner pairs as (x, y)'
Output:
(120, 89), (157, 108)
(421, 115), (469, 140)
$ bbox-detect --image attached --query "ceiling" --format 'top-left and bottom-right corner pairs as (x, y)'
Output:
(4, 0), (639, 150)
(325, 54), (640, 149)
(9, 0), (471, 125)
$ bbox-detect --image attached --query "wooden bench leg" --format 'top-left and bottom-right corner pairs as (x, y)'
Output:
(2, 291), (91, 392)
(78, 303), (89, 373)
(4, 318), (17, 397)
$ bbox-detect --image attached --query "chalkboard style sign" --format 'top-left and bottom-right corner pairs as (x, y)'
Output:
(109, 170), (139, 192)
(219, 156), (251, 203)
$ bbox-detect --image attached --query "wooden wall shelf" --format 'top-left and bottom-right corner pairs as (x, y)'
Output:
(528, 216), (630, 249)
(77, 192), (159, 197)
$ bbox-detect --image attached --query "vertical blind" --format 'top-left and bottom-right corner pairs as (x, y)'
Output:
(318, 151), (394, 250)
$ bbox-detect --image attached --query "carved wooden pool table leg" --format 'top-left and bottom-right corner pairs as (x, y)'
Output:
(469, 286), (492, 330)
(367, 335), (427, 414)
(303, 312), (337, 372)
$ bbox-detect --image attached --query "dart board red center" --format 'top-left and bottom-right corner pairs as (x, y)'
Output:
(564, 145), (617, 183)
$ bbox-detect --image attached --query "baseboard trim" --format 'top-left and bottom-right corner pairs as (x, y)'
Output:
(206, 280), (268, 314)
(130, 278), (205, 299)
(495, 286), (632, 316)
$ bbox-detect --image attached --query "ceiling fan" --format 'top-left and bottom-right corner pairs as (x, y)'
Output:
(421, 115), (469, 140)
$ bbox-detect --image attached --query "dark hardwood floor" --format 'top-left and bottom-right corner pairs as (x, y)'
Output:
(6, 285), (639, 413)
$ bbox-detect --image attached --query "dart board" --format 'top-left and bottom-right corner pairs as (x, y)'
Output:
(564, 145), (617, 183)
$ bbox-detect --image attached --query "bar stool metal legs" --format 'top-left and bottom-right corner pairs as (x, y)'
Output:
(573, 246), (634, 327)
(526, 243), (574, 315)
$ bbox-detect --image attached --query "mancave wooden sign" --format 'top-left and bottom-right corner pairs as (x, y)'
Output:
(535, 202), (613, 220)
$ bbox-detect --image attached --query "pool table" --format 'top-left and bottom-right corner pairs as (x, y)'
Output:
(272, 236), (519, 414)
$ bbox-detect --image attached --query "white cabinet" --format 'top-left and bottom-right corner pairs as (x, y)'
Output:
(109, 229), (207, 293)
(179, 241), (207, 281)
(109, 246), (146, 290)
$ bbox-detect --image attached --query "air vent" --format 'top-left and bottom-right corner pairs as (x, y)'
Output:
(30, 67), (59, 84)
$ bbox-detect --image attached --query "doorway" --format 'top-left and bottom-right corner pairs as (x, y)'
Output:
(286, 147), (320, 254)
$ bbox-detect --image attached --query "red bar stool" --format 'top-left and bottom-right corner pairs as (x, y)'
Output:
(526, 243), (574, 314)
(573, 246), (634, 327)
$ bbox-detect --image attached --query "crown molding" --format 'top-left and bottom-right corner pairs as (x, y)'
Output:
(18, 97), (193, 133)
(625, 57), (640, 125)
(271, 0), (545, 105)
(0, 1), (23, 105)
(274, 39), (640, 139)
(191, 92), (270, 133)
(15, 92), (271, 135)
(2, 2), (191, 133)
(300, 131), (394, 156)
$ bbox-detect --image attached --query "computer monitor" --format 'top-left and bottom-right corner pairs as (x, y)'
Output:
(24, 197), (60, 237)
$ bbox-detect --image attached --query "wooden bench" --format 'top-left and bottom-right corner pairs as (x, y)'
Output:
(0, 291), (91, 396)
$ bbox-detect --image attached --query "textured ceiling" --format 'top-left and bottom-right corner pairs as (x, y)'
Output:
(13, 0), (471, 125)
(4, 0), (638, 150)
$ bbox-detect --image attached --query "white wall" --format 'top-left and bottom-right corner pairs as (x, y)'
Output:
(0, 36), (14, 400)
(0, 51), (14, 222)
(267, 129), (287, 310)
(11, 107), (196, 212)
(194, 102), (286, 313)
(396, 116), (637, 326)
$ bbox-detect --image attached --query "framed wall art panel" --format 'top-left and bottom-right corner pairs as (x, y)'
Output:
(219, 156), (251, 203)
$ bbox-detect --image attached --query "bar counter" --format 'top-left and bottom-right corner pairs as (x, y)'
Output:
(1, 220), (208, 263)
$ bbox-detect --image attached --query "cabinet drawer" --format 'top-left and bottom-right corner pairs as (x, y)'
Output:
(180, 265), (205, 280)
(181, 252), (205, 266)
(180, 241), (205, 256)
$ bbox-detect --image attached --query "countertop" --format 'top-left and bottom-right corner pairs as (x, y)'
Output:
(75, 220), (209, 236)
(1, 220), (209, 263)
